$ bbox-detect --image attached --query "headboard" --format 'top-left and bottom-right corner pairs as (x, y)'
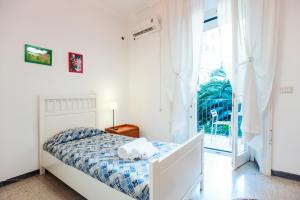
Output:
(38, 95), (97, 168)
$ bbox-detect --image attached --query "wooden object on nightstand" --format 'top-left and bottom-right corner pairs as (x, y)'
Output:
(105, 124), (140, 138)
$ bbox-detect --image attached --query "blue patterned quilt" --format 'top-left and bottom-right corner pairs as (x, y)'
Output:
(43, 128), (178, 200)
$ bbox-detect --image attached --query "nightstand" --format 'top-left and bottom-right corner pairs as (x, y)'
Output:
(105, 124), (140, 138)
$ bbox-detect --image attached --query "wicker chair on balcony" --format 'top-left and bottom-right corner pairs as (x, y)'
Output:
(210, 109), (231, 142)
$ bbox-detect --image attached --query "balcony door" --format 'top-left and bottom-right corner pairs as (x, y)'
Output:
(231, 93), (250, 169)
(197, 23), (233, 153)
(198, 7), (250, 169)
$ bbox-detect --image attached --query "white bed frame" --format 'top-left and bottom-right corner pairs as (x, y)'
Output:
(39, 95), (204, 200)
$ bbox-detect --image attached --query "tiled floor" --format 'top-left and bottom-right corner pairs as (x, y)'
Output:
(204, 134), (233, 152)
(0, 174), (86, 200)
(190, 152), (300, 200)
(204, 134), (246, 153)
(1, 152), (300, 200)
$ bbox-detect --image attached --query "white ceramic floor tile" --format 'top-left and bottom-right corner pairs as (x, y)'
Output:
(0, 152), (299, 200)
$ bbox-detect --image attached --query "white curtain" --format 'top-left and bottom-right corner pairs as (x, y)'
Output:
(218, 0), (233, 84)
(232, 0), (280, 140)
(162, 0), (204, 143)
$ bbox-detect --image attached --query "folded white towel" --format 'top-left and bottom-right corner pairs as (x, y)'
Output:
(132, 142), (159, 160)
(141, 142), (159, 159)
(117, 138), (148, 160)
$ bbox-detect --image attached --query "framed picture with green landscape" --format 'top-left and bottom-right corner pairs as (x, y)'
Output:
(24, 44), (52, 66)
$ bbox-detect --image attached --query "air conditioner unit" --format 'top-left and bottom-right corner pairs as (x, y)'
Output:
(132, 17), (161, 40)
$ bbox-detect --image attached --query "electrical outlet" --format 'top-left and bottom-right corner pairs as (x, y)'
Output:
(280, 86), (294, 94)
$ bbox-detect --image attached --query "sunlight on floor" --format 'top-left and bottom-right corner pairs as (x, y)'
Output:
(204, 134), (233, 152)
(190, 152), (300, 200)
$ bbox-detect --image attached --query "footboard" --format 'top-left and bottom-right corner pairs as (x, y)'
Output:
(149, 134), (204, 200)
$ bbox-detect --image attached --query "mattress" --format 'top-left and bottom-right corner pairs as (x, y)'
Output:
(43, 128), (178, 200)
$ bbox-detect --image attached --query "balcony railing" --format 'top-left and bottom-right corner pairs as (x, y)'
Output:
(197, 98), (244, 152)
(197, 99), (232, 136)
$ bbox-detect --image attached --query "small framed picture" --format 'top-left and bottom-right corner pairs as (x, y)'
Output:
(25, 44), (52, 66)
(68, 52), (83, 73)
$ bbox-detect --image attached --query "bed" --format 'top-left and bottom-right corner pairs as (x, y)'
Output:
(39, 95), (204, 200)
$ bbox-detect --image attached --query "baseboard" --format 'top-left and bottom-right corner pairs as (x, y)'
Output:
(271, 170), (300, 182)
(0, 170), (39, 187)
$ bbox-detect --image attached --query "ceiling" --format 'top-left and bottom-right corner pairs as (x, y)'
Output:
(97, 0), (215, 18)
(99, 0), (156, 16)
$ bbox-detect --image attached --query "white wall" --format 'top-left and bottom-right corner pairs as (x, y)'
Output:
(127, 4), (171, 142)
(126, 0), (216, 143)
(272, 0), (300, 175)
(0, 0), (129, 181)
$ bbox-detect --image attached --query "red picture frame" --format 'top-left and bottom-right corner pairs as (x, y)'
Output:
(68, 52), (83, 73)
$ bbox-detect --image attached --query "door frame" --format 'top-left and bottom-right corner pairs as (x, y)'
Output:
(260, 102), (273, 175)
(231, 92), (250, 169)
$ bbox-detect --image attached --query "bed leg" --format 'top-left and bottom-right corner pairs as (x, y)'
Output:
(40, 167), (45, 175)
